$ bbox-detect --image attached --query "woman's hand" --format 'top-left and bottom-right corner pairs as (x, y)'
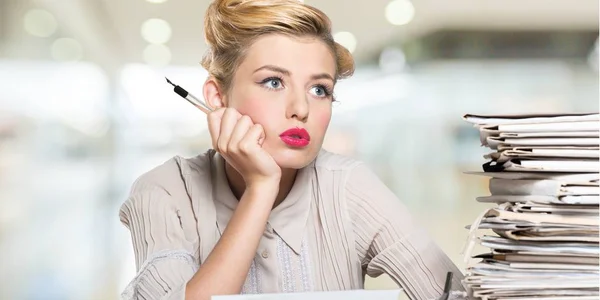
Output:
(207, 107), (281, 188)
(186, 107), (282, 299)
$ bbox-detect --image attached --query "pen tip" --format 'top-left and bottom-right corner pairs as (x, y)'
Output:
(165, 77), (174, 86)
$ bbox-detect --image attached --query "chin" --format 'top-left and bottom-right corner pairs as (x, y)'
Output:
(271, 146), (320, 170)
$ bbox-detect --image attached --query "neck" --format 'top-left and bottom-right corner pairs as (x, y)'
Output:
(224, 162), (297, 208)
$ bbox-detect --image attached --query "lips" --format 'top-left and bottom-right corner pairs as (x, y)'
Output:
(279, 127), (311, 147)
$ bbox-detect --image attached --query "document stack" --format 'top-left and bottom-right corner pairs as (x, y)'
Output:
(462, 113), (600, 300)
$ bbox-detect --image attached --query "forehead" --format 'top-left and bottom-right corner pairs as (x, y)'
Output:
(239, 34), (336, 77)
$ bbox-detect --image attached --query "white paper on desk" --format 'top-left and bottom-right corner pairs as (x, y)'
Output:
(472, 288), (600, 300)
(508, 262), (600, 271)
(479, 236), (600, 255)
(477, 253), (600, 265)
(477, 195), (600, 205)
(485, 149), (600, 162)
(481, 208), (599, 226)
(494, 294), (599, 300)
(470, 261), (600, 275)
(559, 195), (600, 205)
(212, 290), (403, 300)
(466, 171), (600, 183)
(513, 250), (600, 258)
(486, 137), (600, 149)
(478, 129), (599, 145)
(472, 290), (600, 300)
(497, 145), (600, 151)
(466, 270), (599, 281)
(489, 178), (600, 196)
(479, 130), (599, 144)
(498, 160), (600, 173)
(529, 148), (600, 157)
(475, 219), (594, 231)
(513, 202), (599, 215)
(495, 230), (599, 243)
(479, 280), (599, 289)
(469, 265), (599, 278)
(499, 131), (600, 138)
(491, 120), (599, 132)
(478, 220), (599, 243)
(471, 261), (600, 275)
(477, 217), (599, 232)
(463, 113), (599, 126)
(471, 286), (600, 300)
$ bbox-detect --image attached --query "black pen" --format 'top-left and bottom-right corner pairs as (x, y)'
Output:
(165, 77), (213, 114)
(437, 272), (453, 300)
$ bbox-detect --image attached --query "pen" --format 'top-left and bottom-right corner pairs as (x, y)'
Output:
(437, 272), (453, 300)
(165, 77), (213, 114)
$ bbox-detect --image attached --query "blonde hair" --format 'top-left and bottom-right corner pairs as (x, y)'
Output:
(201, 0), (355, 93)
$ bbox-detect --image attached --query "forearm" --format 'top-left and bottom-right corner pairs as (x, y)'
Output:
(369, 240), (465, 300)
(185, 183), (278, 300)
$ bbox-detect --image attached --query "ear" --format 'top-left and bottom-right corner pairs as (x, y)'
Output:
(203, 77), (226, 109)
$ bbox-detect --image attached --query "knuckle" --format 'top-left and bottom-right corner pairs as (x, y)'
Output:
(227, 141), (239, 153)
(225, 107), (237, 116)
(238, 142), (251, 154)
(217, 140), (228, 153)
(240, 115), (252, 123)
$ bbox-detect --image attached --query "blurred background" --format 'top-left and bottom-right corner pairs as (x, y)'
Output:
(0, 0), (598, 299)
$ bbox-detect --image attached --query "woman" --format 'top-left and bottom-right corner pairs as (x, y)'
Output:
(119, 0), (465, 299)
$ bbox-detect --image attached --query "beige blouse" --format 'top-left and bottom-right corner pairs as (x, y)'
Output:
(119, 149), (465, 300)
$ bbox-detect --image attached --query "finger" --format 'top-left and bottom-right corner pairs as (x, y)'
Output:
(217, 108), (242, 153)
(239, 123), (266, 153)
(228, 115), (253, 152)
(207, 108), (226, 150)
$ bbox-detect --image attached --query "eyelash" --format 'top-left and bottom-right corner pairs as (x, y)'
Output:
(259, 76), (335, 100)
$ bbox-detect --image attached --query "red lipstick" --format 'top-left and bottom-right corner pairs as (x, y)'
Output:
(279, 127), (310, 147)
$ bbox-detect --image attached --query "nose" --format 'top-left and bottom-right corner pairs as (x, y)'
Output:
(285, 89), (309, 122)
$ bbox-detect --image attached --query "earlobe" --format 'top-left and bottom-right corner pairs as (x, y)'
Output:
(203, 77), (226, 109)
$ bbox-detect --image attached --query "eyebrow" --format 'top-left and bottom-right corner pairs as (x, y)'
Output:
(253, 64), (335, 82)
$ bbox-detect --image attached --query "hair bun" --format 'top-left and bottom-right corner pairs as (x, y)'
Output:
(200, 0), (354, 91)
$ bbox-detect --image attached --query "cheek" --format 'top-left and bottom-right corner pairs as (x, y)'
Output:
(312, 107), (332, 137)
(232, 98), (276, 126)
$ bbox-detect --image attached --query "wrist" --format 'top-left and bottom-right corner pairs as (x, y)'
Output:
(245, 178), (280, 197)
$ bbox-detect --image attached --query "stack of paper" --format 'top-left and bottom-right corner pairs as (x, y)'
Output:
(461, 113), (600, 300)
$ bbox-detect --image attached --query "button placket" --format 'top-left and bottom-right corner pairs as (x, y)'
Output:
(260, 224), (273, 260)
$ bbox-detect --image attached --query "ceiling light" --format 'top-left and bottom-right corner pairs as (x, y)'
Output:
(385, 0), (415, 26)
(146, 0), (169, 3)
(143, 44), (171, 67)
(333, 31), (357, 54)
(51, 38), (83, 61)
(141, 18), (172, 44)
(379, 47), (407, 73)
(23, 9), (58, 38)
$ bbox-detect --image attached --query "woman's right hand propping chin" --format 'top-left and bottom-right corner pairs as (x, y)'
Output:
(207, 107), (282, 188)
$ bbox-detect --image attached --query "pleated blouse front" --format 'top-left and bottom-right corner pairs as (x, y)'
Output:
(119, 149), (464, 300)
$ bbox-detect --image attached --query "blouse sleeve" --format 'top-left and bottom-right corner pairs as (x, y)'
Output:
(119, 177), (199, 300)
(345, 163), (465, 300)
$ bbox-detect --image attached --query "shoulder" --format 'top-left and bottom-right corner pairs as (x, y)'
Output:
(128, 150), (214, 196)
(312, 150), (391, 203)
(119, 150), (216, 224)
(314, 149), (365, 172)
(314, 149), (382, 184)
(313, 150), (396, 206)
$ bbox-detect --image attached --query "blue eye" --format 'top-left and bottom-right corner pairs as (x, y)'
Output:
(311, 86), (324, 96)
(310, 85), (332, 98)
(261, 77), (283, 90)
